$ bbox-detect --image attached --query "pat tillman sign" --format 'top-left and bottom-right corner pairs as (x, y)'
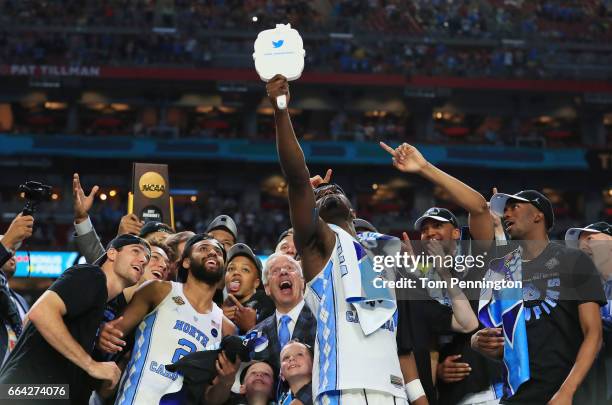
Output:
(129, 163), (174, 227)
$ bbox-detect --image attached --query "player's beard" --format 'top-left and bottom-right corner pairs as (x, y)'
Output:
(189, 259), (223, 286)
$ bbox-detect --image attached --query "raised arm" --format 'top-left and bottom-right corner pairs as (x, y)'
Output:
(97, 281), (170, 354)
(381, 142), (494, 242)
(73, 173), (105, 262)
(267, 76), (316, 242)
(266, 76), (334, 281)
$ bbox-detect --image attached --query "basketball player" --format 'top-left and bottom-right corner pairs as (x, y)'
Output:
(98, 234), (240, 404)
(267, 75), (426, 405)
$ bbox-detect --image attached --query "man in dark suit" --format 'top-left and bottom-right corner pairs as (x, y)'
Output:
(250, 253), (315, 373)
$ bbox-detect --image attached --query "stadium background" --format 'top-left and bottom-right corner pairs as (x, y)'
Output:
(0, 0), (610, 301)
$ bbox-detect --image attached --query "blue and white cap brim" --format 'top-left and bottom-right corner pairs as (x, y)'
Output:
(489, 193), (530, 217)
(564, 227), (600, 241)
(414, 215), (451, 230)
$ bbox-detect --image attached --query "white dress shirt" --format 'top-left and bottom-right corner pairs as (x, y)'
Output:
(275, 299), (305, 338)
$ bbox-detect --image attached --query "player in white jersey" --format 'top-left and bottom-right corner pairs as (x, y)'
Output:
(97, 234), (240, 405)
(267, 75), (428, 405)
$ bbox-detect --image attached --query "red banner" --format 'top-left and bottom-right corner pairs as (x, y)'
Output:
(1, 64), (612, 93)
(3, 64), (101, 77)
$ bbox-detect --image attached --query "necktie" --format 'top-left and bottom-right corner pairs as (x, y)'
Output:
(278, 315), (291, 349)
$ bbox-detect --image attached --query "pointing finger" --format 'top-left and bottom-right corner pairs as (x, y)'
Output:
(379, 141), (396, 156)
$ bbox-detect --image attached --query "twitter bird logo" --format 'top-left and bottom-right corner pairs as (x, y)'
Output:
(272, 40), (284, 48)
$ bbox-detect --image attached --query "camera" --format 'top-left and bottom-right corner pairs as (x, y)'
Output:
(19, 181), (52, 216)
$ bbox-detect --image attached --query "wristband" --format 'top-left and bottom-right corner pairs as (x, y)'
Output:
(405, 379), (425, 403)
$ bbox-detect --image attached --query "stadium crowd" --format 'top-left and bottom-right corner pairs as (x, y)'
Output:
(0, 0), (611, 80)
(0, 77), (609, 405)
(2, 28), (611, 80)
(1, 0), (610, 39)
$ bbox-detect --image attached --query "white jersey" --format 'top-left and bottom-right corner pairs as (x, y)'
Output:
(115, 282), (223, 405)
(305, 225), (406, 400)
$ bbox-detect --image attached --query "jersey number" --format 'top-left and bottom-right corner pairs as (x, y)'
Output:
(171, 338), (197, 363)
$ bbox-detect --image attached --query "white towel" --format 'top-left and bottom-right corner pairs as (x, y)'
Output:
(330, 224), (397, 335)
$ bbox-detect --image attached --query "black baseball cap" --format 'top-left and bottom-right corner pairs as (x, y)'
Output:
(354, 218), (378, 233)
(93, 234), (152, 265)
(313, 183), (346, 198)
(226, 243), (263, 279)
(276, 228), (294, 246)
(177, 233), (226, 282)
(414, 207), (459, 230)
(206, 215), (238, 242)
(565, 222), (612, 241)
(139, 221), (174, 238)
(490, 190), (555, 230)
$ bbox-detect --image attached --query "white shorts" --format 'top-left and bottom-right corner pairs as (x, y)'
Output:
(317, 389), (408, 405)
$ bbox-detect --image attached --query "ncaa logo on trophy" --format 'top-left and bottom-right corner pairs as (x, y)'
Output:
(129, 163), (174, 227)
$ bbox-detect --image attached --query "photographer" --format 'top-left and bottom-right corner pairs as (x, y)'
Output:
(0, 213), (34, 366)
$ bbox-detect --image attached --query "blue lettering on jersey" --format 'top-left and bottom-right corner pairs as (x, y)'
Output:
(345, 310), (395, 332)
(346, 310), (359, 323)
(149, 361), (179, 381)
(173, 320), (209, 346)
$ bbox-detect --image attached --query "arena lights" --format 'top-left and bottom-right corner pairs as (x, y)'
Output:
(109, 190), (117, 197)
(190, 196), (197, 202)
(99, 193), (107, 201)
(372, 183), (379, 190)
(252, 16), (258, 22)
(51, 193), (59, 200)
(111, 103), (130, 111)
(44, 101), (67, 110)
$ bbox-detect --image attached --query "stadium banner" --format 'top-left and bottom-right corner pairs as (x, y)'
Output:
(13, 251), (79, 278)
(12, 251), (269, 278)
(129, 163), (174, 228)
(3, 64), (101, 77)
(2, 65), (612, 93)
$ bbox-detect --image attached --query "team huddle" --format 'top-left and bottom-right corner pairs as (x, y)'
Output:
(0, 76), (609, 405)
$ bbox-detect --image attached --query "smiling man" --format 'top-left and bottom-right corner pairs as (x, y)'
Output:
(119, 240), (175, 304)
(472, 190), (606, 405)
(0, 234), (151, 404)
(97, 233), (241, 405)
(250, 253), (315, 374)
(143, 241), (173, 281)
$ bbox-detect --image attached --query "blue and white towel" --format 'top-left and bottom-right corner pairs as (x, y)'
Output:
(478, 247), (530, 397)
(328, 225), (397, 335)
